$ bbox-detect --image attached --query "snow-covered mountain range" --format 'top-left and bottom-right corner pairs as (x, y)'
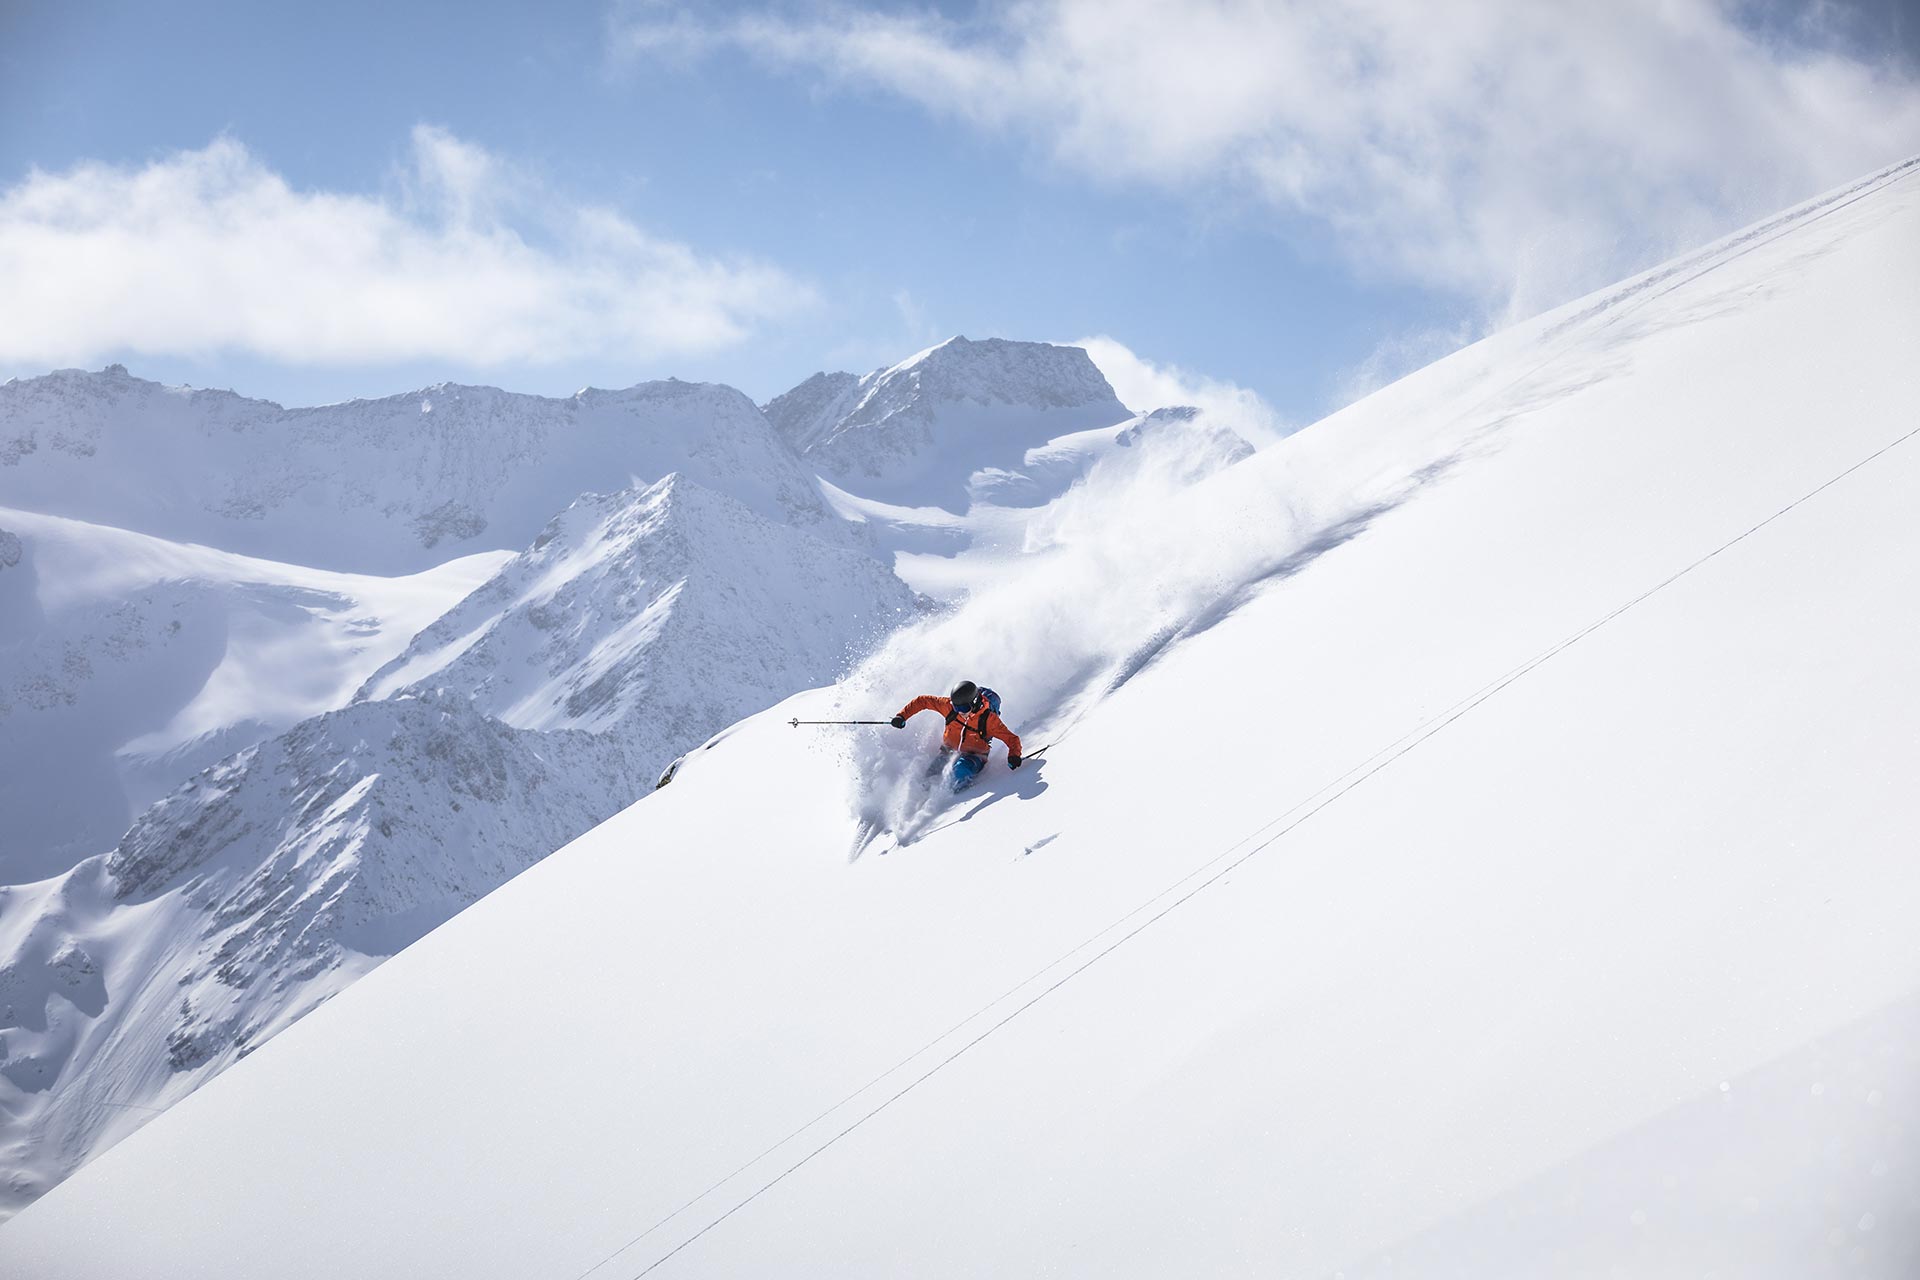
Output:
(3, 156), (1912, 1277)
(764, 336), (1135, 511)
(0, 370), (846, 574)
(0, 338), (1234, 1219)
(356, 473), (921, 753)
(0, 692), (634, 1217)
(0, 506), (503, 883)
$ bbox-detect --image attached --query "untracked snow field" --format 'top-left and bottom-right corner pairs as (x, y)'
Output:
(3, 160), (1918, 1277)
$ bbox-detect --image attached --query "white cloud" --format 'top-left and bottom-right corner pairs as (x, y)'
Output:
(0, 126), (813, 367)
(890, 288), (940, 345)
(1075, 334), (1289, 445)
(619, 1), (1920, 323)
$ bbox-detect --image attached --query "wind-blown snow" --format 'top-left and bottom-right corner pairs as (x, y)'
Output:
(0, 453), (922, 1220)
(5, 158), (1918, 1276)
(0, 363), (929, 1219)
(820, 403), (1257, 601)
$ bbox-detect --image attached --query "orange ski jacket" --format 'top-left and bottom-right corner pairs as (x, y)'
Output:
(896, 695), (1022, 759)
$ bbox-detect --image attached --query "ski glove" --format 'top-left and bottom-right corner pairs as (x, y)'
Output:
(1008, 753), (1024, 769)
(890, 715), (906, 729)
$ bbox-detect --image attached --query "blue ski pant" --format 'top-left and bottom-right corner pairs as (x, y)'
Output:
(947, 751), (988, 792)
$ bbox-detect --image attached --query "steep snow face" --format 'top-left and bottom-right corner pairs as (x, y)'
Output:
(7, 158), (1914, 1278)
(0, 471), (922, 1219)
(358, 474), (921, 760)
(107, 693), (633, 959)
(0, 366), (863, 877)
(779, 337), (1135, 511)
(832, 403), (1258, 602)
(0, 506), (504, 883)
(0, 693), (632, 1220)
(761, 370), (861, 454)
(0, 371), (843, 573)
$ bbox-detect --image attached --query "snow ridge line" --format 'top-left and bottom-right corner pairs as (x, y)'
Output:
(1021, 156), (1920, 772)
(1540, 150), (1920, 345)
(588, 419), (1920, 1280)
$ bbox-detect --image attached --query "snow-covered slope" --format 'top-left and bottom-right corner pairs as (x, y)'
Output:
(1005, 403), (1254, 506)
(0, 507), (504, 882)
(822, 403), (1257, 601)
(358, 473), (920, 754)
(0, 692), (633, 1220)
(764, 342), (1253, 601)
(0, 371), (843, 573)
(761, 369), (861, 453)
(0, 367), (863, 880)
(767, 337), (1135, 511)
(6, 156), (1919, 1278)
(0, 470), (921, 1221)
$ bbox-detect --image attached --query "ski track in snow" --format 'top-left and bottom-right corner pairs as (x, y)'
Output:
(0, 334), (1211, 1220)
(1, 158), (1917, 1274)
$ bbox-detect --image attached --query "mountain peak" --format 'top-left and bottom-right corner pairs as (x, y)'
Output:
(765, 338), (1133, 510)
(879, 336), (1122, 409)
(10, 159), (1920, 1275)
(357, 469), (918, 742)
(762, 371), (862, 453)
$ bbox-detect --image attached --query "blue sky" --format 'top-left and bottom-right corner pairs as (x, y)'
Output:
(2, 1), (1917, 423)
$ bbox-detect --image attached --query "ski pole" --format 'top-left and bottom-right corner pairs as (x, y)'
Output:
(789, 718), (895, 727)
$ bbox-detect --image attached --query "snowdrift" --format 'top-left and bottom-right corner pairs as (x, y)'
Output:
(5, 158), (1919, 1277)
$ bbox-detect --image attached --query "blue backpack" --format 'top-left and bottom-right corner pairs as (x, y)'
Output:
(944, 687), (1002, 718)
(945, 687), (1004, 748)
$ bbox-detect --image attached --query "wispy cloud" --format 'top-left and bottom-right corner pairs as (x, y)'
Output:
(1075, 334), (1288, 444)
(0, 126), (813, 368)
(617, 1), (1920, 323)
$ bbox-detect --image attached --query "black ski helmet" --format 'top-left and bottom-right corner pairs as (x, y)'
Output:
(950, 680), (979, 708)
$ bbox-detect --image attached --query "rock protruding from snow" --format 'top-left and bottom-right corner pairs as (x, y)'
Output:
(0, 692), (632, 1219)
(9, 156), (1919, 1280)
(0, 467), (923, 1219)
(0, 507), (503, 884)
(769, 338), (1134, 511)
(0, 371), (843, 574)
(763, 371), (862, 454)
(358, 474), (921, 768)
(107, 693), (632, 947)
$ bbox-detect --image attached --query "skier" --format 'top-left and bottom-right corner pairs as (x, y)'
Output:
(891, 680), (1023, 791)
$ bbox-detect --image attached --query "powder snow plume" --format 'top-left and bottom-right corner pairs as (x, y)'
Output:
(828, 384), (1478, 834)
